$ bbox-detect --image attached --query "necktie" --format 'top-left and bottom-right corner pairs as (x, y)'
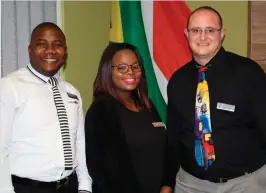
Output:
(195, 66), (215, 170)
(48, 77), (73, 170)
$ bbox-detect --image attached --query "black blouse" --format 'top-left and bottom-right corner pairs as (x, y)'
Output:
(85, 93), (166, 193)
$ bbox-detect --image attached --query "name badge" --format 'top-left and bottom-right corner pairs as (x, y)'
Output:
(217, 102), (235, 112)
(67, 92), (79, 100)
(152, 122), (166, 128)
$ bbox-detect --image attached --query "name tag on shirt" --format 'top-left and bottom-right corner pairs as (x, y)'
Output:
(152, 122), (166, 128)
(67, 92), (79, 100)
(217, 102), (235, 112)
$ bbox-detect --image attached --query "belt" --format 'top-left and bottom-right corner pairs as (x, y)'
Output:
(11, 174), (73, 189)
(210, 177), (229, 183)
(209, 172), (251, 183)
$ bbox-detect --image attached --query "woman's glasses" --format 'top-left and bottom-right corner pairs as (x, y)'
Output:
(112, 63), (141, 74)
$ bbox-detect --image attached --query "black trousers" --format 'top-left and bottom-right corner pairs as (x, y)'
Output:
(12, 173), (78, 193)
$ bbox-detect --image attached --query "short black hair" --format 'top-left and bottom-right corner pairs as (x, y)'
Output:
(187, 6), (223, 29)
(30, 22), (65, 43)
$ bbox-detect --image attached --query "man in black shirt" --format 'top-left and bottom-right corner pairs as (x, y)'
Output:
(161, 6), (266, 193)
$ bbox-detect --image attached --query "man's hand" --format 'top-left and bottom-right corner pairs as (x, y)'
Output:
(160, 186), (173, 193)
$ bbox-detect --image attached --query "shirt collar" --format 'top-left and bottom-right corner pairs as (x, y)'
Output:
(193, 47), (226, 69)
(27, 63), (60, 83)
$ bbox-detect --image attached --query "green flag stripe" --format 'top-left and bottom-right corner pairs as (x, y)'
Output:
(119, 1), (166, 121)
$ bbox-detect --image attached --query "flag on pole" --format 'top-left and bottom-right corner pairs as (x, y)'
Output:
(110, 1), (192, 122)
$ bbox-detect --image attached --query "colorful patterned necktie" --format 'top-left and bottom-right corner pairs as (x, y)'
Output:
(195, 65), (215, 170)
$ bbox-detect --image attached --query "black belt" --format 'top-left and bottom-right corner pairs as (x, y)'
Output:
(208, 173), (248, 183)
(210, 177), (229, 183)
(11, 174), (73, 189)
(199, 173), (243, 183)
(182, 163), (264, 184)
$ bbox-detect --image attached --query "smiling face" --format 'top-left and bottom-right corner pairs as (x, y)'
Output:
(28, 26), (67, 77)
(111, 49), (142, 96)
(185, 9), (225, 64)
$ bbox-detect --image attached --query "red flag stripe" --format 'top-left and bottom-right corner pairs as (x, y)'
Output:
(153, 1), (192, 81)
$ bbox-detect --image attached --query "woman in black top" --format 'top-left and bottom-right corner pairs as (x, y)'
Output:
(85, 43), (166, 193)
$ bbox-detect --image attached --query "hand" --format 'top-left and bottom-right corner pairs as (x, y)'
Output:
(160, 186), (173, 193)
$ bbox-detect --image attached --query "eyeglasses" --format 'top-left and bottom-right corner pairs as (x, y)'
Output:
(112, 63), (141, 74)
(187, 27), (221, 37)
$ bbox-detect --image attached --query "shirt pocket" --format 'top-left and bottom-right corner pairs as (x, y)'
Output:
(213, 96), (250, 128)
(65, 99), (79, 132)
(215, 103), (236, 124)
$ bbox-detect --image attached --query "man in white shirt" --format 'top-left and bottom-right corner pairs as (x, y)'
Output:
(0, 22), (92, 193)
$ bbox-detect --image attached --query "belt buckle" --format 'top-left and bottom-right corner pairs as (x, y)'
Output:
(219, 178), (228, 183)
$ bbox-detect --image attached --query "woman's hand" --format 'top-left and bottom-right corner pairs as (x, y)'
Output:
(160, 186), (173, 193)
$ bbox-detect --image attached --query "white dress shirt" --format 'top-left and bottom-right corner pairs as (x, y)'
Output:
(0, 64), (92, 193)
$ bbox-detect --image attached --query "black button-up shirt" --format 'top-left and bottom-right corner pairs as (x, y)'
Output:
(164, 47), (266, 187)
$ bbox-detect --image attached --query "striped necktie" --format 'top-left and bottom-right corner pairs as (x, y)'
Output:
(195, 66), (215, 170)
(48, 77), (73, 170)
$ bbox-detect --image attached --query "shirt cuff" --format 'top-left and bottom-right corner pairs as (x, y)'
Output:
(78, 178), (92, 192)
